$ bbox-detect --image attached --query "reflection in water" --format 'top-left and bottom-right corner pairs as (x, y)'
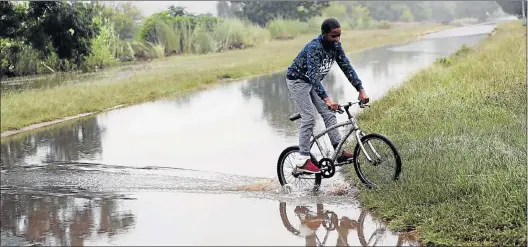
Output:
(1, 118), (104, 170)
(1, 136), (38, 170)
(278, 201), (419, 246)
(0, 190), (135, 246)
(349, 46), (418, 80)
(1, 191), (413, 246)
(0, 189), (418, 246)
(239, 69), (346, 138)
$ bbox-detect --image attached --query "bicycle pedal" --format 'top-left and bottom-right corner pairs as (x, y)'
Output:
(336, 160), (353, 166)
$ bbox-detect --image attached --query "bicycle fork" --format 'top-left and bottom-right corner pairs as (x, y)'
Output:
(355, 130), (382, 163)
(310, 127), (383, 166)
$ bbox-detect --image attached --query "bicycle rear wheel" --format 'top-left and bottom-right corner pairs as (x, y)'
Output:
(353, 133), (402, 189)
(279, 202), (339, 235)
(277, 146), (322, 191)
(279, 202), (325, 235)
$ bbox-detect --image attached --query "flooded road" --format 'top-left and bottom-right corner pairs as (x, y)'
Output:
(1, 189), (419, 246)
(1, 22), (498, 246)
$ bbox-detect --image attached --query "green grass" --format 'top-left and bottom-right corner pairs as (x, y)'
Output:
(345, 21), (526, 246)
(0, 24), (451, 133)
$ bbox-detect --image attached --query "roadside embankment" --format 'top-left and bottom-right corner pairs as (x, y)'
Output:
(346, 20), (526, 246)
(0, 24), (451, 135)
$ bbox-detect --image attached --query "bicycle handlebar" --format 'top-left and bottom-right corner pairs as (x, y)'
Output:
(289, 100), (369, 121)
(328, 100), (370, 114)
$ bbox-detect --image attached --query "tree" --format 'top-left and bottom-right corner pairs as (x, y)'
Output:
(322, 2), (348, 21)
(25, 2), (100, 69)
(168, 5), (188, 17)
(217, 1), (237, 18)
(496, 0), (527, 18)
(98, 2), (143, 39)
(453, 1), (499, 21)
(230, 1), (330, 26)
(405, 2), (431, 21)
(1, 1), (101, 72)
(426, 1), (457, 23)
(399, 5), (414, 22)
(0, 1), (27, 39)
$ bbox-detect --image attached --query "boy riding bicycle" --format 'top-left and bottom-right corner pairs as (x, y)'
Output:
(286, 18), (370, 174)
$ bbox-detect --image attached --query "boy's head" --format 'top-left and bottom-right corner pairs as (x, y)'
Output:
(321, 18), (341, 45)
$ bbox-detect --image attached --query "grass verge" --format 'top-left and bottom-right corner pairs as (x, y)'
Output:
(345, 21), (526, 246)
(1, 24), (450, 133)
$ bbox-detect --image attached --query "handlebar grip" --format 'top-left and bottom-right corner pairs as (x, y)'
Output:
(289, 112), (301, 121)
(328, 105), (344, 114)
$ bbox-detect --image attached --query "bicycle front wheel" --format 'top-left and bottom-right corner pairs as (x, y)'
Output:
(353, 133), (402, 188)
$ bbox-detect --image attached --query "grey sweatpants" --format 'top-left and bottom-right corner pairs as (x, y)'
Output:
(286, 78), (342, 156)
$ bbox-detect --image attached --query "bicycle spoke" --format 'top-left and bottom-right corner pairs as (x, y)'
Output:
(278, 145), (323, 191)
(368, 228), (387, 246)
(300, 176), (309, 187)
(356, 136), (399, 188)
(285, 156), (296, 170)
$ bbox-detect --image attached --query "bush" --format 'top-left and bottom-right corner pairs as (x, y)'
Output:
(266, 18), (310, 40)
(307, 16), (327, 32)
(138, 12), (222, 55)
(311, 3), (394, 31)
(348, 5), (374, 29)
(212, 18), (270, 51)
(434, 44), (474, 67)
(192, 25), (215, 54)
(85, 16), (119, 70)
(376, 21), (392, 29)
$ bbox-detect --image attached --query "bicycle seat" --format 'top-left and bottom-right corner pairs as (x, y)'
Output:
(289, 112), (301, 121)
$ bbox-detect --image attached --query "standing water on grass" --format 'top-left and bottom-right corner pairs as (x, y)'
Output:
(1, 23), (498, 246)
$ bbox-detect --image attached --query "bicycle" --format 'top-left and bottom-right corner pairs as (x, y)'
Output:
(277, 100), (402, 190)
(278, 201), (417, 246)
(279, 202), (339, 246)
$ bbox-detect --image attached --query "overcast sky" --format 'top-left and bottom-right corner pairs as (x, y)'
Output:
(131, 1), (219, 17)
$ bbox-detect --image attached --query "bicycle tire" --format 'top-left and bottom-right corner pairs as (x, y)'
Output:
(358, 209), (408, 247)
(353, 133), (402, 188)
(357, 210), (386, 247)
(357, 210), (370, 247)
(279, 202), (325, 235)
(277, 146), (322, 189)
(279, 202), (301, 235)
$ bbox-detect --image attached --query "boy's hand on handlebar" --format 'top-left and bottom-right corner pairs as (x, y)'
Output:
(358, 89), (370, 104)
(324, 97), (339, 111)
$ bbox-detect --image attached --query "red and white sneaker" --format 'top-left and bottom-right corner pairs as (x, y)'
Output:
(294, 155), (320, 174)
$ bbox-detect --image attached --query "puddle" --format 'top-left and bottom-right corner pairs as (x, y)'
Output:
(0, 190), (420, 246)
(0, 22), (504, 246)
(0, 23), (496, 179)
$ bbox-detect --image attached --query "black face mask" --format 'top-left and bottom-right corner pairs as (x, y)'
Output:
(322, 37), (338, 49)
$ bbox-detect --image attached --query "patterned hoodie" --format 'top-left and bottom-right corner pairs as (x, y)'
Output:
(286, 35), (363, 100)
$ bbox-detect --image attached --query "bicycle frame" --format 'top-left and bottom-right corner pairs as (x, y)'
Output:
(308, 102), (381, 165)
